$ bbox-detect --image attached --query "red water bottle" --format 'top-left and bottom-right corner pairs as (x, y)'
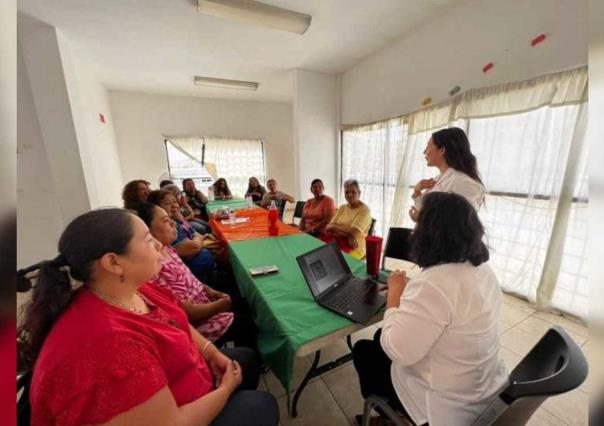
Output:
(268, 201), (279, 236)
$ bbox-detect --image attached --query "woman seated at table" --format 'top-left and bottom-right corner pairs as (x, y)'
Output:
(322, 179), (371, 259)
(183, 178), (209, 219)
(121, 179), (151, 210)
(19, 208), (279, 426)
(212, 178), (234, 200)
(135, 202), (258, 350)
(299, 178), (336, 237)
(245, 177), (267, 206)
(162, 184), (212, 235)
(260, 179), (295, 219)
(149, 189), (217, 286)
(352, 192), (507, 426)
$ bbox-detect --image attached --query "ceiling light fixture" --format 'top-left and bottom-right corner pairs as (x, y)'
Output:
(194, 76), (259, 91)
(198, 0), (312, 35)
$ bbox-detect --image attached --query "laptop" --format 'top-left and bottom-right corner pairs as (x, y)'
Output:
(296, 243), (386, 324)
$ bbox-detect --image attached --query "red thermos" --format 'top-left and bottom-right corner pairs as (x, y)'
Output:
(268, 201), (279, 236)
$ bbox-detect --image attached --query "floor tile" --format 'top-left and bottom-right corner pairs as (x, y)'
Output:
(499, 347), (523, 371)
(265, 356), (313, 399)
(277, 379), (350, 426)
(526, 407), (567, 426)
(322, 363), (364, 425)
(541, 389), (588, 426)
(500, 303), (533, 327)
(533, 310), (589, 338)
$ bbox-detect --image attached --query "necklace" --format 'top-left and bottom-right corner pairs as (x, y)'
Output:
(90, 288), (148, 315)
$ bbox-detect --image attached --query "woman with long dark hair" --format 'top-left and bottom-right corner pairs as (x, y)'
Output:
(410, 127), (484, 221)
(244, 177), (266, 206)
(18, 208), (278, 426)
(212, 178), (233, 200)
(353, 192), (507, 426)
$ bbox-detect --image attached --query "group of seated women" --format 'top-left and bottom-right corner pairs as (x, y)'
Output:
(19, 128), (507, 426)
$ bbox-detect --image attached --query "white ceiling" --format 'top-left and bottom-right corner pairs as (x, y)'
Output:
(17, 0), (466, 102)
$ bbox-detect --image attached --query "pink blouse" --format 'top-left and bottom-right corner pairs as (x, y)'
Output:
(302, 196), (336, 234)
(151, 246), (233, 341)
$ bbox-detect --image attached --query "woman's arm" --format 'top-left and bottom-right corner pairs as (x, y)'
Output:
(196, 191), (209, 204)
(181, 299), (231, 324)
(173, 235), (203, 258)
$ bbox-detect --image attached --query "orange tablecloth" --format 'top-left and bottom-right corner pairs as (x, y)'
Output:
(210, 208), (302, 244)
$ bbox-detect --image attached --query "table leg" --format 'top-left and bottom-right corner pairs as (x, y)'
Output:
(291, 351), (321, 417)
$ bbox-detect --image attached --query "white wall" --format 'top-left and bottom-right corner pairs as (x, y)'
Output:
(109, 91), (294, 196)
(342, 0), (588, 124)
(17, 43), (64, 267)
(292, 69), (338, 200)
(58, 32), (124, 208)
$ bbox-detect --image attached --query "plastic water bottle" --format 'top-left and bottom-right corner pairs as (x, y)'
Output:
(208, 186), (215, 201)
(228, 207), (236, 224)
(245, 195), (254, 208)
(268, 200), (279, 236)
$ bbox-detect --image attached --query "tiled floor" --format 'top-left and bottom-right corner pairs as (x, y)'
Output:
(260, 290), (590, 426)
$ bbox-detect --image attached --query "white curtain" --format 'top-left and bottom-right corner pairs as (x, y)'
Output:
(202, 137), (266, 197)
(168, 137), (266, 197)
(343, 67), (588, 318)
(341, 118), (405, 236)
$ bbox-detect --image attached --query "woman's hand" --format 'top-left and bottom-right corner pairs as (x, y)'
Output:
(413, 178), (436, 197)
(205, 345), (231, 378)
(205, 286), (228, 302)
(217, 360), (242, 393)
(408, 206), (419, 222)
(212, 298), (232, 313)
(386, 270), (409, 309)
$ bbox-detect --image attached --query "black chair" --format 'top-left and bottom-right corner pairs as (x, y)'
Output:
(362, 326), (588, 426)
(277, 201), (287, 221)
(381, 227), (413, 271)
(368, 218), (377, 236)
(472, 325), (588, 425)
(17, 371), (32, 425)
(291, 201), (305, 225)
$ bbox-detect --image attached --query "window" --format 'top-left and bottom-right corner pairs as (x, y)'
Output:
(165, 137), (266, 196)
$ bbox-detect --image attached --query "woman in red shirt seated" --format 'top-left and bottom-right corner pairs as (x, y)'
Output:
(18, 208), (278, 426)
(299, 178), (336, 237)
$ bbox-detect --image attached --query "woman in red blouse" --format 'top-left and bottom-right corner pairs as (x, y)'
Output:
(18, 208), (278, 426)
(299, 178), (336, 237)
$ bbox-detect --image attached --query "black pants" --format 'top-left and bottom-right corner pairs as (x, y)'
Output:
(214, 295), (259, 352)
(352, 329), (416, 424)
(211, 348), (279, 426)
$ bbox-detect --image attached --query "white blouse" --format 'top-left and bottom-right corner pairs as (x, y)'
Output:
(413, 168), (485, 211)
(380, 262), (508, 426)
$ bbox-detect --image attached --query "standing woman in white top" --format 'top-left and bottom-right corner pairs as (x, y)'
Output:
(352, 192), (508, 426)
(410, 127), (485, 221)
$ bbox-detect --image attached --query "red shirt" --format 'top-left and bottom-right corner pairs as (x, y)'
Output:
(30, 283), (214, 426)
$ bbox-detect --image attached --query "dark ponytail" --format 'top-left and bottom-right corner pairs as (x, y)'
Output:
(18, 208), (136, 372)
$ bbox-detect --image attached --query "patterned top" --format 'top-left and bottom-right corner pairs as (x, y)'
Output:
(151, 245), (233, 342)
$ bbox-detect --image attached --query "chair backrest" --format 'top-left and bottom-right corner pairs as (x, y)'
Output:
(472, 325), (588, 425)
(292, 201), (305, 224)
(368, 218), (377, 236)
(382, 227), (413, 269)
(17, 371), (32, 425)
(277, 201), (287, 221)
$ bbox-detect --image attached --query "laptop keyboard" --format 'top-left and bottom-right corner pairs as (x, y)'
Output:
(323, 278), (374, 311)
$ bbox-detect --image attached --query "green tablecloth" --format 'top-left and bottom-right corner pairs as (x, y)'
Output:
(205, 198), (250, 215)
(227, 233), (370, 396)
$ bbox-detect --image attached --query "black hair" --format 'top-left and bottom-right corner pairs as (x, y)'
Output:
(17, 208), (136, 372)
(310, 179), (323, 187)
(134, 202), (160, 228)
(159, 179), (174, 188)
(246, 177), (265, 194)
(431, 127), (483, 184)
(411, 192), (489, 268)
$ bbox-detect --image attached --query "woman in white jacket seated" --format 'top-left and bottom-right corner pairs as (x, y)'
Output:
(353, 192), (508, 426)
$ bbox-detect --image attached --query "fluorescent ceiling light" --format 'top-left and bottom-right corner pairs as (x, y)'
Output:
(194, 76), (259, 91)
(198, 0), (312, 35)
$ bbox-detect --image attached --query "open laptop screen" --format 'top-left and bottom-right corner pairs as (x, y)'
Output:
(298, 243), (349, 298)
